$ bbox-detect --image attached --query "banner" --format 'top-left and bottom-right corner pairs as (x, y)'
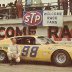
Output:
(43, 10), (63, 27)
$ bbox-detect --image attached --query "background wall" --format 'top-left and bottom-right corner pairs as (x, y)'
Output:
(0, 22), (72, 42)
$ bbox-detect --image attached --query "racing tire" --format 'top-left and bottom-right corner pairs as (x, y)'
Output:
(52, 50), (71, 67)
(0, 51), (7, 63)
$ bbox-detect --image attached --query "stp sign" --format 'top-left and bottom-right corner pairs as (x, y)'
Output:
(23, 11), (42, 26)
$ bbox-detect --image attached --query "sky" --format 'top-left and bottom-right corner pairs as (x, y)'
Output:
(0, 0), (57, 5)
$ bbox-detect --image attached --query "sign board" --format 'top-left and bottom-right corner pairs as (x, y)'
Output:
(0, 24), (72, 41)
(23, 11), (42, 26)
(43, 10), (63, 27)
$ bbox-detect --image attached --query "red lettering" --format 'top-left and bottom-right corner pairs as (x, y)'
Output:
(48, 25), (72, 41)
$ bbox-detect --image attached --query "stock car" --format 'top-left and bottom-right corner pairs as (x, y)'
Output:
(0, 35), (72, 66)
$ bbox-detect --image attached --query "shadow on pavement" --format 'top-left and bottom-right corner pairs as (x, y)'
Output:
(0, 60), (72, 67)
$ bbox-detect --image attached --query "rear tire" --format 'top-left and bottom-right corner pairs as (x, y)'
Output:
(52, 50), (71, 67)
(0, 51), (7, 63)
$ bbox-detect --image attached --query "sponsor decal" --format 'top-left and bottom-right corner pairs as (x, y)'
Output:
(22, 46), (39, 57)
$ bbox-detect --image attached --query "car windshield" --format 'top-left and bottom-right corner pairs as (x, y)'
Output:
(37, 36), (55, 44)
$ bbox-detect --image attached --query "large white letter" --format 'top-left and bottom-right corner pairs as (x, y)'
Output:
(35, 15), (40, 22)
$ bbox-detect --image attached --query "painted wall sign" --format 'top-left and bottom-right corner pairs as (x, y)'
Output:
(0, 26), (37, 40)
(0, 25), (72, 41)
(48, 25), (72, 41)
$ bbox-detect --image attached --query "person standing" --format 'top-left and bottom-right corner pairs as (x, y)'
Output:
(14, 0), (17, 6)
(10, 5), (16, 19)
(58, 0), (68, 15)
(69, 0), (72, 15)
(7, 38), (20, 65)
(16, 0), (22, 18)
(45, 3), (51, 10)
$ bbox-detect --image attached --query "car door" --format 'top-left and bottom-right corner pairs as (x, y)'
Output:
(16, 37), (39, 60)
(16, 36), (50, 61)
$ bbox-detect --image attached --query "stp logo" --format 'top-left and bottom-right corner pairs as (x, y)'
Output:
(23, 11), (42, 26)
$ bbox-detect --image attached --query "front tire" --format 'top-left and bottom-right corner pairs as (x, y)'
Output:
(52, 50), (71, 67)
(0, 51), (7, 62)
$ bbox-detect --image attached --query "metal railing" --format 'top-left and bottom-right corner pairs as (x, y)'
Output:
(0, 1), (71, 20)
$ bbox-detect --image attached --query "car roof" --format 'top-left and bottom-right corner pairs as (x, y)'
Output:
(3, 35), (47, 40)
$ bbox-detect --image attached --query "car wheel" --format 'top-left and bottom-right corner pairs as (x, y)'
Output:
(52, 50), (71, 67)
(0, 51), (7, 62)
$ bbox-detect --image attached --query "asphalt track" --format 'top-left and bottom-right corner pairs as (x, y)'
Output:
(0, 62), (72, 72)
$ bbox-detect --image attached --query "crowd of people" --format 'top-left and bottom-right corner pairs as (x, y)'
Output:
(0, 0), (23, 19)
(0, 0), (72, 19)
(58, 0), (72, 15)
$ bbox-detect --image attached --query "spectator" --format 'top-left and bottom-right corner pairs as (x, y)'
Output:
(58, 0), (68, 15)
(2, 4), (6, 19)
(8, 2), (14, 7)
(0, 4), (3, 19)
(14, 0), (17, 7)
(69, 0), (72, 15)
(2, 4), (5, 7)
(0, 4), (1, 7)
(10, 5), (16, 19)
(0, 4), (2, 18)
(14, 0), (18, 18)
(45, 3), (51, 10)
(16, 0), (22, 18)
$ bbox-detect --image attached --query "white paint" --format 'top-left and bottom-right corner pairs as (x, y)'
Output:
(36, 27), (48, 36)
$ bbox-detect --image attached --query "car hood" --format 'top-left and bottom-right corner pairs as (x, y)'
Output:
(51, 43), (72, 48)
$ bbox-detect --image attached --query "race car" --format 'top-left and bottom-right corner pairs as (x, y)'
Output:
(0, 35), (72, 66)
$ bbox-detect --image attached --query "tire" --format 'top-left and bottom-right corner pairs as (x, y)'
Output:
(0, 51), (7, 62)
(52, 50), (71, 67)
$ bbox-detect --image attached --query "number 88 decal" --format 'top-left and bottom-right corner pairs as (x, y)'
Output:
(22, 46), (39, 57)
